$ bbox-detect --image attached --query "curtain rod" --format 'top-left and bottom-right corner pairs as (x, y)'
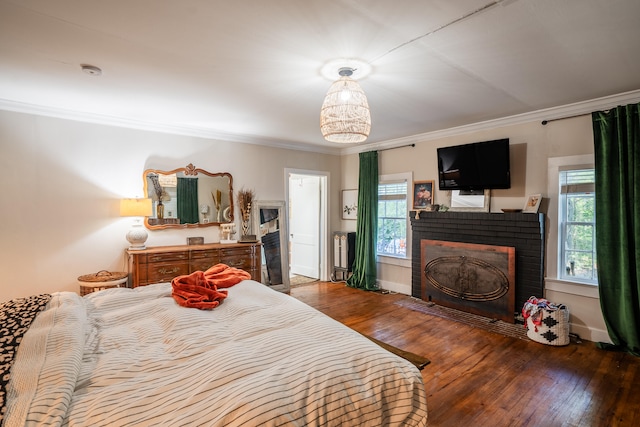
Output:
(377, 143), (416, 152)
(541, 107), (620, 125)
(541, 112), (591, 125)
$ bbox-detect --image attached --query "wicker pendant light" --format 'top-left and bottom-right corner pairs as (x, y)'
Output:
(320, 67), (371, 143)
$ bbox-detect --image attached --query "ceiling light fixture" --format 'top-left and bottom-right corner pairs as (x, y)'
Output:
(320, 67), (371, 144)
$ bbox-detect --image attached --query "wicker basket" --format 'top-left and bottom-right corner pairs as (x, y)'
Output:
(78, 270), (128, 296)
(526, 305), (570, 346)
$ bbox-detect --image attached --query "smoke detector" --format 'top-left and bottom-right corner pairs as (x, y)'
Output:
(81, 64), (102, 76)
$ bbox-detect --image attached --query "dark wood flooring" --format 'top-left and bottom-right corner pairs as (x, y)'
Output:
(291, 281), (640, 427)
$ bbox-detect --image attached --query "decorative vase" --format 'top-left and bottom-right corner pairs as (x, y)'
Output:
(237, 189), (255, 241)
(156, 201), (164, 219)
(241, 207), (251, 236)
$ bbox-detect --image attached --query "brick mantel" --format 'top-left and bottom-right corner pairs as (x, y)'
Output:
(410, 211), (545, 313)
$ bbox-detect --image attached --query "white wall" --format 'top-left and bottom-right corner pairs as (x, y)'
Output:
(340, 115), (609, 342)
(0, 110), (341, 301)
(0, 107), (610, 342)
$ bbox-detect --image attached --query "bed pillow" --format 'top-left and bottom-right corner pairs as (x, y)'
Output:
(0, 294), (51, 423)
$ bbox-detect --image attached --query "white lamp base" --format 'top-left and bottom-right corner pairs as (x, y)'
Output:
(126, 221), (148, 250)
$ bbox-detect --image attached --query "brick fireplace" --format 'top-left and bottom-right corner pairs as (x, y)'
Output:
(411, 211), (545, 321)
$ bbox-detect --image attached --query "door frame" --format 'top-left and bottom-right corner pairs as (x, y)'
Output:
(285, 168), (330, 282)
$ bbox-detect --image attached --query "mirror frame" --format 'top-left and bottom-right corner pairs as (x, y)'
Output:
(143, 163), (234, 230)
(252, 200), (290, 293)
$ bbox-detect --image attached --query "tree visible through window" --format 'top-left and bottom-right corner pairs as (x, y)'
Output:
(377, 181), (407, 257)
(559, 168), (597, 283)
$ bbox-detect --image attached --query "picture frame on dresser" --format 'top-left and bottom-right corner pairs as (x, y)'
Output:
(187, 236), (204, 245)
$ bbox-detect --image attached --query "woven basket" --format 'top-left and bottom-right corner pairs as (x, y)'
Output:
(526, 306), (570, 346)
(78, 270), (128, 296)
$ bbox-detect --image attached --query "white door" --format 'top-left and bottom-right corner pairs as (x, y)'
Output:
(288, 174), (320, 278)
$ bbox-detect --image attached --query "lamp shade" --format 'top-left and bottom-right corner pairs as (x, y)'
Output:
(320, 71), (371, 143)
(120, 198), (153, 217)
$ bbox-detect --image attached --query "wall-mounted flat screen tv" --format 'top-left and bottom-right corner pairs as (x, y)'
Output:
(437, 138), (511, 190)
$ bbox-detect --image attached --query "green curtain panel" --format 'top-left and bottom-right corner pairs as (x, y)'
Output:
(347, 151), (379, 290)
(177, 177), (199, 224)
(592, 103), (640, 356)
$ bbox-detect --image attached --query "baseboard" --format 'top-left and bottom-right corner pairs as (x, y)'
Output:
(378, 280), (612, 343)
(378, 280), (411, 295)
(570, 323), (611, 344)
(377, 278), (612, 344)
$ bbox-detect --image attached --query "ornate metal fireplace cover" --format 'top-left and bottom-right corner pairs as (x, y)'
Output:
(420, 239), (516, 323)
(424, 255), (509, 301)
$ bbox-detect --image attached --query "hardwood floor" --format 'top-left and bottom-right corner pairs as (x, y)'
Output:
(291, 281), (640, 427)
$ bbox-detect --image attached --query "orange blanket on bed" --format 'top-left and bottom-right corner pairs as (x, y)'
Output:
(171, 264), (251, 309)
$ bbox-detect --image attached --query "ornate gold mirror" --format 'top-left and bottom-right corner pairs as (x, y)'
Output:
(143, 163), (234, 229)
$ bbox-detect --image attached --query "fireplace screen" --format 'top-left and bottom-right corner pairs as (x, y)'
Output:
(421, 239), (516, 323)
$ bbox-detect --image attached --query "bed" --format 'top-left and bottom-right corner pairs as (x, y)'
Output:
(2, 279), (428, 426)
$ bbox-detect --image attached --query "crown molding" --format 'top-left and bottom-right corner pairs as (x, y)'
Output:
(341, 89), (640, 155)
(3, 89), (639, 157)
(0, 98), (342, 156)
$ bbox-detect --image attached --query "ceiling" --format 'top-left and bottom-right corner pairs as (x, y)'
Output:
(1, 0), (640, 153)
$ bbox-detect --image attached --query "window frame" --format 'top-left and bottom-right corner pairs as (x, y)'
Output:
(377, 172), (412, 264)
(558, 168), (597, 284)
(546, 155), (598, 297)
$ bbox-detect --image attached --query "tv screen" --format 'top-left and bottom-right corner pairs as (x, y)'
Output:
(437, 138), (511, 190)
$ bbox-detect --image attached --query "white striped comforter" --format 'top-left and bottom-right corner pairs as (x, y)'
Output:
(4, 280), (428, 426)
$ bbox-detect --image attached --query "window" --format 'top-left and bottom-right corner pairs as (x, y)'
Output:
(558, 168), (597, 284)
(377, 178), (408, 257)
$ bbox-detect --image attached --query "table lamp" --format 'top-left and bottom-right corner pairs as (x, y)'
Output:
(120, 198), (153, 250)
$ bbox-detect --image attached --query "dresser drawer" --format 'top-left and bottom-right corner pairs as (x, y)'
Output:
(220, 246), (253, 258)
(220, 247), (254, 270)
(191, 249), (218, 260)
(145, 261), (189, 284)
(190, 249), (220, 273)
(190, 259), (220, 272)
(222, 257), (253, 270)
(147, 251), (189, 263)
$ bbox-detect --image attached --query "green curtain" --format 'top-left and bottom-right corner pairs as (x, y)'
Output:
(592, 103), (640, 356)
(177, 177), (199, 224)
(347, 151), (379, 290)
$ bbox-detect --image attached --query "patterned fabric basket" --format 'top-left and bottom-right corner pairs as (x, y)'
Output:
(522, 296), (570, 346)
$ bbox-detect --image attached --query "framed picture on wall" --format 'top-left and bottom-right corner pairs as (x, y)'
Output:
(342, 189), (358, 220)
(412, 180), (434, 209)
(448, 189), (491, 212)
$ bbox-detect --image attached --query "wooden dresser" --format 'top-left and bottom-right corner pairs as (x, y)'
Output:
(127, 242), (261, 287)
